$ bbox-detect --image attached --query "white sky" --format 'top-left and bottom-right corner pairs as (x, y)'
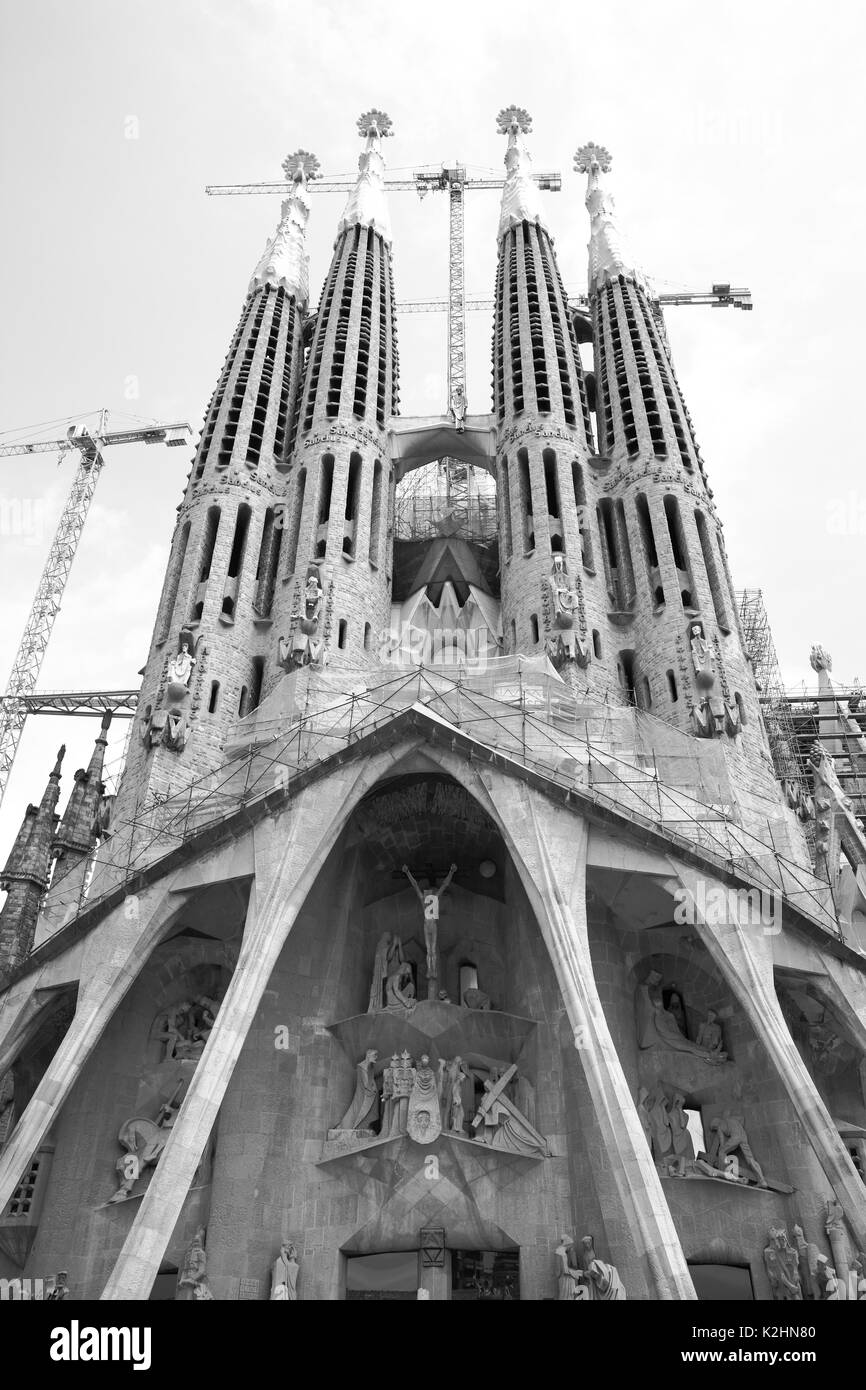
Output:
(1, 0), (865, 859)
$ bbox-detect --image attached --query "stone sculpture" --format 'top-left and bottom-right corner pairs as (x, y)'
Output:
(545, 555), (589, 668)
(167, 640), (195, 688)
(176, 1227), (215, 1300)
(646, 1083), (673, 1166)
(689, 621), (716, 690)
(270, 1241), (300, 1300)
(444, 1055), (471, 1134)
(635, 970), (727, 1061)
(463, 987), (492, 1010)
(450, 382), (467, 431)
(156, 994), (220, 1062)
(402, 861), (457, 992)
(145, 631), (197, 753)
(368, 932), (403, 1012)
(384, 961), (416, 1012)
(703, 1110), (766, 1186)
(555, 1234), (625, 1300)
(333, 1048), (379, 1134)
(381, 1050), (415, 1138)
(792, 1224), (821, 1301)
(763, 1229), (802, 1300)
(815, 1257), (841, 1300)
(695, 1010), (725, 1056)
(407, 1053), (442, 1144)
(471, 1065), (549, 1158)
(284, 565), (325, 668)
(854, 1251), (866, 1301)
(666, 1092), (695, 1175)
(109, 1082), (184, 1202)
(824, 1198), (850, 1294)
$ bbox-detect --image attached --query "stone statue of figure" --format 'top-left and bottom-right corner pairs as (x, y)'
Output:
(667, 1092), (695, 1175)
(384, 961), (416, 1012)
(270, 1241), (299, 1301)
(815, 1257), (841, 1300)
(109, 1082), (184, 1202)
(689, 621), (716, 690)
(707, 1111), (766, 1186)
(367, 932), (403, 1012)
(176, 1227), (215, 1300)
(335, 1049), (379, 1132)
(407, 1053), (442, 1144)
(637, 1086), (654, 1152)
(402, 862), (457, 983)
(763, 1229), (802, 1300)
(646, 1084), (673, 1165)
(578, 1235), (626, 1300)
(635, 970), (727, 1062)
(380, 1053), (399, 1137)
(555, 1236), (585, 1301)
(548, 554), (579, 628)
(854, 1251), (866, 1301)
(695, 1010), (725, 1056)
(445, 1055), (470, 1134)
(167, 639), (195, 688)
(382, 1051), (415, 1138)
(450, 382), (467, 431)
(792, 1225), (821, 1301)
(285, 566), (325, 668)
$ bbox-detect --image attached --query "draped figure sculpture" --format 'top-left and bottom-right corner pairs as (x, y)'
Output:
(367, 932), (403, 1012)
(270, 1242), (300, 1301)
(635, 970), (727, 1062)
(334, 1049), (379, 1134)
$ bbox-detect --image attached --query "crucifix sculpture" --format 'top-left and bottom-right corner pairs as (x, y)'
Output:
(402, 862), (457, 997)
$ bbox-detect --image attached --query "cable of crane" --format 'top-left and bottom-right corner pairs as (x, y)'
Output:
(0, 411), (104, 440)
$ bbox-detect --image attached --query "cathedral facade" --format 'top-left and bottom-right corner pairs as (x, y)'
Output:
(1, 108), (865, 1302)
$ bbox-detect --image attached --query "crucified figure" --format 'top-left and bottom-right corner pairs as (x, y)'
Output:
(402, 862), (457, 982)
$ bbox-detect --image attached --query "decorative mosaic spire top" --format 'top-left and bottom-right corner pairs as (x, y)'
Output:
(497, 105), (548, 241)
(248, 149), (319, 304)
(574, 142), (648, 293)
(336, 110), (393, 245)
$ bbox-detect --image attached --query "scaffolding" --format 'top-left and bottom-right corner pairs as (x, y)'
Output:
(737, 590), (806, 786)
(37, 658), (843, 961)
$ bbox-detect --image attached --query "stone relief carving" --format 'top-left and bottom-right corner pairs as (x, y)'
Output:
(471, 1063), (549, 1158)
(176, 1226), (215, 1301)
(384, 962), (416, 1012)
(694, 1010), (725, 1057)
(270, 1241), (300, 1301)
(698, 1109), (766, 1186)
(407, 1053), (441, 1144)
(109, 1083), (184, 1203)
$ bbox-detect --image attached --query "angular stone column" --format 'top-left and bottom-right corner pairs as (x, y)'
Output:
(672, 860), (866, 1250)
(0, 875), (192, 1212)
(484, 776), (696, 1299)
(101, 763), (380, 1300)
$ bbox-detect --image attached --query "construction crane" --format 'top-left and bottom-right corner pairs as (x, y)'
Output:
(0, 411), (191, 809)
(395, 283), (753, 316)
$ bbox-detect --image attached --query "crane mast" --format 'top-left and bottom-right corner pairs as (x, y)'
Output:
(0, 413), (190, 808)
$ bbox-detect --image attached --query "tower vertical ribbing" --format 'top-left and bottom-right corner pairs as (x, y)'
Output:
(492, 109), (614, 693)
(110, 155), (315, 823)
(266, 112), (398, 684)
(577, 142), (763, 743)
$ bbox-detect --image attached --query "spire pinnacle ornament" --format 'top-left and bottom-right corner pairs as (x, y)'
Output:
(496, 104), (547, 241)
(336, 110), (394, 244)
(574, 140), (647, 293)
(248, 148), (317, 303)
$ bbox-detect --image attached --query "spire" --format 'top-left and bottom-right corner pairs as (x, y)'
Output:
(248, 150), (319, 304)
(0, 746), (64, 977)
(336, 110), (393, 245)
(54, 713), (111, 857)
(574, 142), (648, 294)
(496, 105), (547, 241)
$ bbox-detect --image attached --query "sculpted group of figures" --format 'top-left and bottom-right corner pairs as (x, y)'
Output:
(332, 1049), (548, 1157)
(172, 1230), (302, 1301)
(764, 1210), (866, 1301)
(635, 971), (727, 1063)
(555, 1235), (626, 1301)
(638, 1085), (774, 1188)
(108, 992), (223, 1202)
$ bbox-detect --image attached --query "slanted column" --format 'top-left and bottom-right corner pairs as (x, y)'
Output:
(672, 860), (866, 1249)
(101, 766), (376, 1299)
(491, 779), (696, 1299)
(0, 876), (191, 1212)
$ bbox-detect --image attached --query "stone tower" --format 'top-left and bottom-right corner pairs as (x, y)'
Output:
(111, 152), (314, 821)
(577, 141), (761, 746)
(266, 110), (399, 685)
(493, 108), (613, 693)
(0, 746), (63, 977)
(38, 712), (112, 938)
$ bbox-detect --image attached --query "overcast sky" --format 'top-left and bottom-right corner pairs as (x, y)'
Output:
(1, 0), (865, 858)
